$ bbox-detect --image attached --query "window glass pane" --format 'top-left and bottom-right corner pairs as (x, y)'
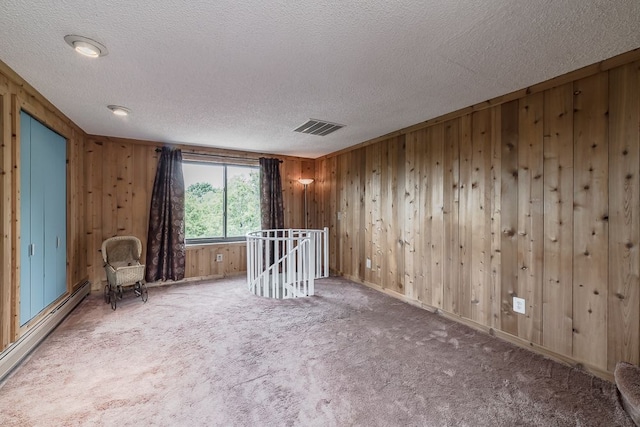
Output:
(227, 166), (261, 237)
(183, 163), (224, 239)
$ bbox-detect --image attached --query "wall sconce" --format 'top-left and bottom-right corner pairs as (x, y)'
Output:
(298, 178), (314, 229)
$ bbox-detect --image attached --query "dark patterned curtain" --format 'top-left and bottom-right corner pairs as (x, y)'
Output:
(145, 147), (185, 282)
(259, 157), (284, 230)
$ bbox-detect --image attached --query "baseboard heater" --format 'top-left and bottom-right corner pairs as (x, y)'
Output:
(0, 281), (90, 383)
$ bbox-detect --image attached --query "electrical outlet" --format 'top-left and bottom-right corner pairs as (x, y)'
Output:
(216, 254), (223, 262)
(513, 296), (525, 314)
(366, 258), (371, 269)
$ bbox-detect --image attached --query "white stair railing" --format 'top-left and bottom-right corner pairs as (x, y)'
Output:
(246, 228), (329, 299)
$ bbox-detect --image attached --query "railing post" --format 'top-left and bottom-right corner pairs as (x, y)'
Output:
(247, 234), (252, 291)
(323, 227), (329, 277)
(287, 229), (293, 298)
(309, 235), (315, 295)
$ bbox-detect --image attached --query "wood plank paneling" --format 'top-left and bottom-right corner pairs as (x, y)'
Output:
(0, 92), (11, 348)
(490, 107), (502, 329)
(607, 62), (640, 369)
(403, 131), (418, 299)
(358, 149), (367, 281)
(336, 153), (347, 275)
(302, 159), (315, 228)
(102, 141), (117, 239)
(364, 145), (375, 285)
(443, 118), (460, 314)
(115, 143), (134, 235)
(132, 145), (156, 264)
(86, 140), (105, 284)
(10, 95), (19, 337)
(396, 136), (406, 295)
(314, 157), (325, 232)
(458, 115), (473, 319)
(352, 149), (362, 279)
(369, 144), (382, 284)
(419, 128), (431, 303)
(500, 100), (519, 336)
(573, 73), (609, 369)
(382, 139), (400, 292)
(517, 93), (544, 344)
(470, 109), (493, 326)
(542, 83), (574, 356)
(68, 127), (87, 289)
(429, 124), (444, 308)
(346, 153), (360, 277)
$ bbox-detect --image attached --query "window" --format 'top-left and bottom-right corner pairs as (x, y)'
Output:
(183, 162), (261, 243)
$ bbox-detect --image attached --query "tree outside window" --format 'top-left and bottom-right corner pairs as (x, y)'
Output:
(183, 162), (260, 242)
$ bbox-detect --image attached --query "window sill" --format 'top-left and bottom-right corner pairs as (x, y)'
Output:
(185, 239), (247, 249)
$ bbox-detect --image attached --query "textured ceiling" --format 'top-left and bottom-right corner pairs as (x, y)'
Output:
(1, 1), (639, 158)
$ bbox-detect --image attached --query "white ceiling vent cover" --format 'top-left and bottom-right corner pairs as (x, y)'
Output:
(294, 119), (344, 136)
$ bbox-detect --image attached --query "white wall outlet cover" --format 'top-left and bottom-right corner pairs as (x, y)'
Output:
(216, 254), (223, 262)
(366, 258), (372, 269)
(513, 296), (526, 314)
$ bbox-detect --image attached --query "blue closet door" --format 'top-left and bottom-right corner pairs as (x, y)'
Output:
(20, 111), (67, 325)
(31, 118), (52, 310)
(53, 134), (67, 300)
(40, 124), (67, 306)
(46, 129), (67, 302)
(19, 112), (33, 325)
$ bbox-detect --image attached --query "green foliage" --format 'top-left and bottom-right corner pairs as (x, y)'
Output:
(227, 171), (260, 236)
(184, 169), (260, 239)
(187, 182), (215, 198)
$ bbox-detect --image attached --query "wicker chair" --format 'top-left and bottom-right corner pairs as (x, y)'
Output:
(101, 236), (148, 310)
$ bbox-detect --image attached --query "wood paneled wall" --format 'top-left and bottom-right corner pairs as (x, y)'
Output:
(185, 242), (246, 280)
(85, 137), (157, 288)
(85, 135), (314, 289)
(315, 53), (640, 377)
(0, 61), (88, 351)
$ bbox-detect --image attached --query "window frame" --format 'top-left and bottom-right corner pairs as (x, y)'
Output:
(183, 160), (260, 245)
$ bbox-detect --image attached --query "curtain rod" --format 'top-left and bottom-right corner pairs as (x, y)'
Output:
(155, 148), (282, 163)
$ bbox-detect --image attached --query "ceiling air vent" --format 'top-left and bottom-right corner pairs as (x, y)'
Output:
(294, 119), (344, 136)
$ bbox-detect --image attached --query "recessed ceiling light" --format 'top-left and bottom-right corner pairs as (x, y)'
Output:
(107, 105), (131, 116)
(64, 35), (108, 58)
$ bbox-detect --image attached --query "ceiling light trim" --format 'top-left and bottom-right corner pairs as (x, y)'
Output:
(107, 105), (131, 116)
(64, 35), (108, 58)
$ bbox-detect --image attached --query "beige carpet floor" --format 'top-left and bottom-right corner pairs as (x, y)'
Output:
(0, 276), (632, 426)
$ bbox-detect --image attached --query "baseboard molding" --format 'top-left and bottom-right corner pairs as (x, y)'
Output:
(0, 281), (90, 383)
